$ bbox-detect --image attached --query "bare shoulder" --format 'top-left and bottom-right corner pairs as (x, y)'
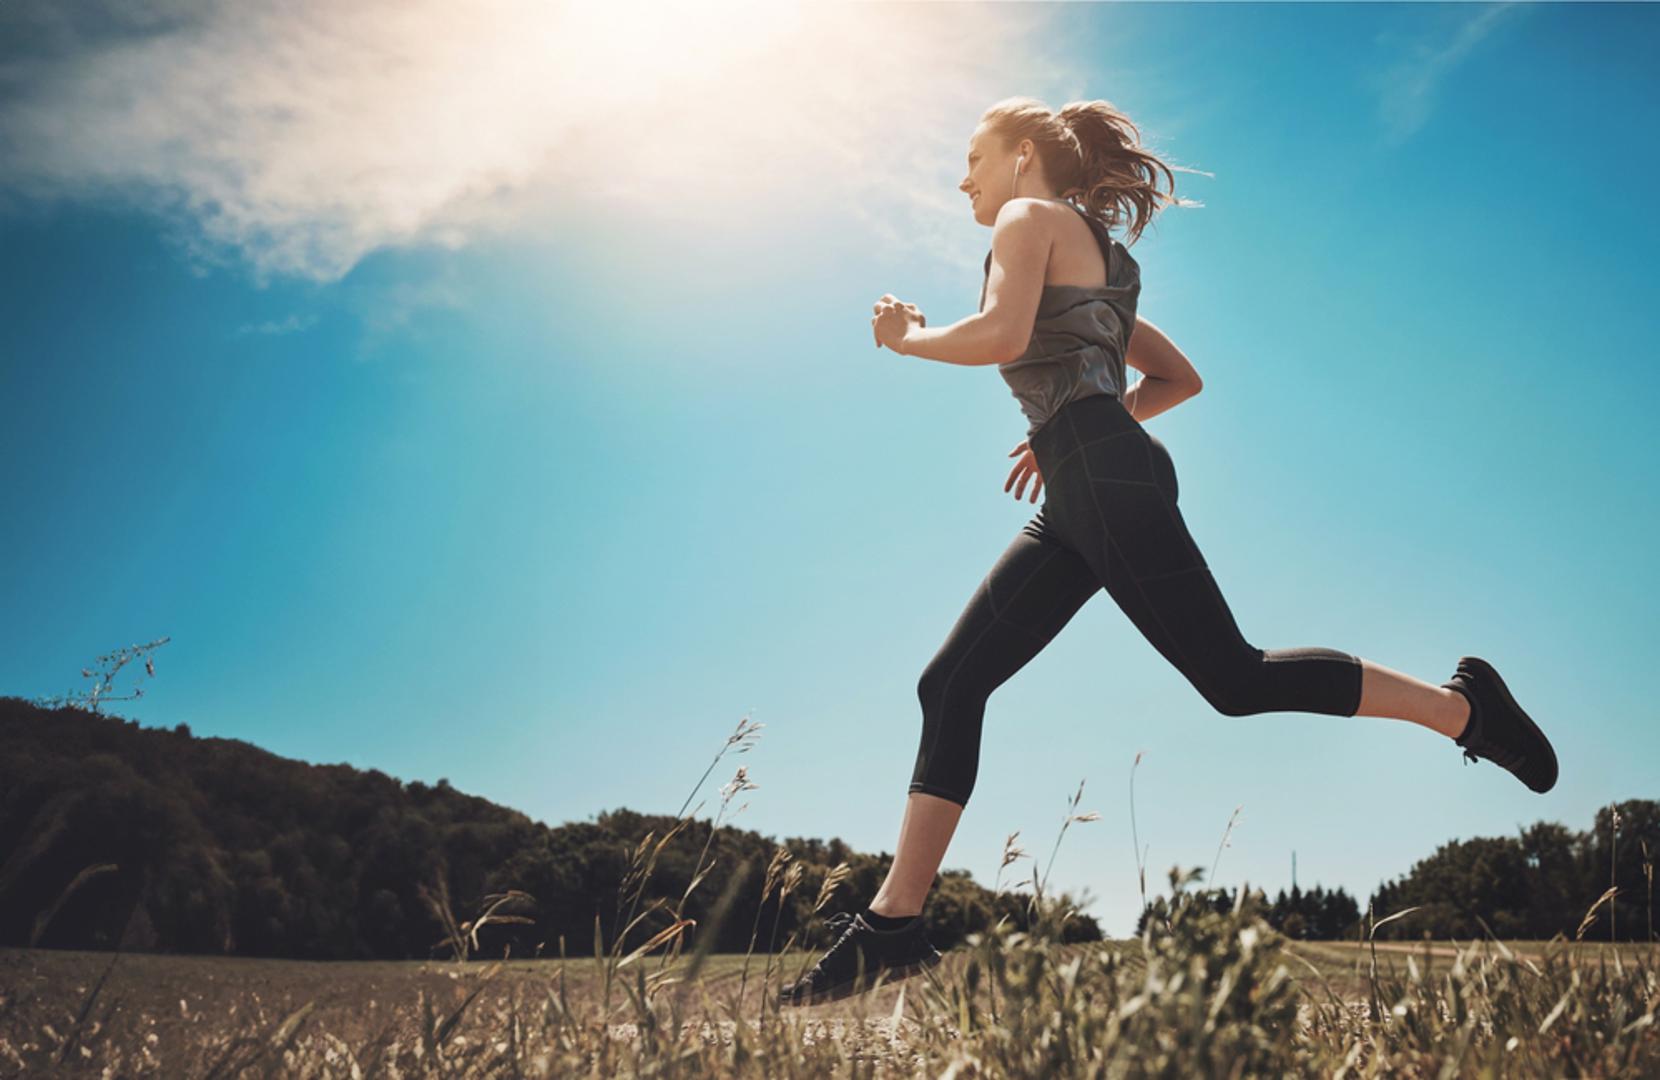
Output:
(995, 199), (1106, 289)
(981, 200), (1055, 362)
(987, 198), (1052, 282)
(992, 196), (1054, 230)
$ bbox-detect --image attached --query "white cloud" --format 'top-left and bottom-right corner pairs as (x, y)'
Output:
(1370, 2), (1525, 146)
(0, 0), (1108, 286)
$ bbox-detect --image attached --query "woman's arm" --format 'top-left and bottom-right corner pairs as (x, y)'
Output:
(898, 310), (1022, 366)
(1121, 315), (1202, 421)
(895, 201), (1050, 365)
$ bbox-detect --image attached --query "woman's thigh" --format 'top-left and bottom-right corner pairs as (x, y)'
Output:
(911, 509), (1102, 801)
(921, 508), (1103, 691)
(1044, 424), (1259, 696)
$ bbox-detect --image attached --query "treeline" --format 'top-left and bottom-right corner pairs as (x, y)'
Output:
(1135, 880), (1362, 941)
(0, 698), (1098, 960)
(1130, 807), (1659, 944)
(1367, 805), (1658, 942)
(3, 698), (1652, 960)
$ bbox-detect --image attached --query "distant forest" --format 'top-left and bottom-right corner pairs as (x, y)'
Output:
(1, 698), (1653, 960)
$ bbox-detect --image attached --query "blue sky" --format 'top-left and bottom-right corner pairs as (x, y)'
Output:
(3, 2), (1656, 938)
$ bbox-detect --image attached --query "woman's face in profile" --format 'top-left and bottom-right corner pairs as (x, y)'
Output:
(959, 125), (1012, 227)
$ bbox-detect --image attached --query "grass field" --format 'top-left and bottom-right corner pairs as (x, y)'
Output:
(4, 931), (1656, 1076)
(4, 719), (1652, 1075)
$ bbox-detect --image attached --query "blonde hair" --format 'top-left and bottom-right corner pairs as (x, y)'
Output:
(981, 95), (1200, 245)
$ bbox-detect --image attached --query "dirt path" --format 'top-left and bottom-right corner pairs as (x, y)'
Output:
(1297, 939), (1658, 964)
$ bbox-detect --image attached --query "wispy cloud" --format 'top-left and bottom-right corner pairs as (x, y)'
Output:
(233, 313), (317, 337)
(345, 266), (470, 361)
(0, 1), (1096, 286)
(1369, 2), (1525, 146)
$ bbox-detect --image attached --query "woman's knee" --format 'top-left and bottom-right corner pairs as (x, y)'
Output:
(917, 662), (947, 708)
(1192, 649), (1272, 717)
(914, 667), (984, 805)
(914, 667), (948, 761)
(919, 657), (1000, 726)
(1198, 678), (1258, 717)
(1193, 646), (1360, 718)
(1206, 688), (1261, 718)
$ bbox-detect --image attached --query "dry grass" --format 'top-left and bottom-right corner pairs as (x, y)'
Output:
(1, 713), (1655, 1077)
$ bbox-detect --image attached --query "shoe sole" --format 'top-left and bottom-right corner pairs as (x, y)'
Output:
(1462, 655), (1558, 793)
(779, 953), (942, 1008)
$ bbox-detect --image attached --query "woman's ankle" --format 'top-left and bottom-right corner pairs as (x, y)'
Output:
(866, 897), (923, 921)
(1443, 686), (1473, 740)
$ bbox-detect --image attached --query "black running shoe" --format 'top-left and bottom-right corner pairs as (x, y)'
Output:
(1443, 655), (1558, 793)
(777, 911), (942, 1007)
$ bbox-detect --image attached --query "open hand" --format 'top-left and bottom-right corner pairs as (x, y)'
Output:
(1006, 440), (1043, 503)
(872, 294), (925, 352)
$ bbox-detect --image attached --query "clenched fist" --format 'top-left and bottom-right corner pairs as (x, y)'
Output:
(872, 294), (925, 353)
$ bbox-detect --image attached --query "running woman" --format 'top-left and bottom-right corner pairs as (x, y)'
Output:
(779, 96), (1558, 1008)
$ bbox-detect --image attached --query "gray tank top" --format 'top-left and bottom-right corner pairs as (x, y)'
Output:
(980, 202), (1141, 438)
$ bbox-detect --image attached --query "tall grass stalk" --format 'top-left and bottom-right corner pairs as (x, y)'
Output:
(1611, 800), (1622, 945)
(1037, 778), (1099, 905)
(1642, 838), (1654, 943)
(1210, 803), (1243, 886)
(603, 713), (763, 1010)
(1129, 749), (1150, 918)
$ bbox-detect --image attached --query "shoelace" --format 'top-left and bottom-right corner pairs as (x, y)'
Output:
(784, 913), (865, 995)
(1462, 738), (1524, 771)
(809, 913), (865, 970)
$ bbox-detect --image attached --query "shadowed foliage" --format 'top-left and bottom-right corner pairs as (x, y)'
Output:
(0, 697), (1100, 960)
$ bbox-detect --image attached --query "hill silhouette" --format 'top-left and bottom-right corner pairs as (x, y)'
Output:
(0, 697), (1102, 959)
(3, 697), (1652, 958)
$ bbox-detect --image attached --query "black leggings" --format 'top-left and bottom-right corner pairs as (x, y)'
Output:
(910, 392), (1363, 807)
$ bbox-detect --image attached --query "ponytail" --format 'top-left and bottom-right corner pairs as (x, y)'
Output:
(981, 95), (1203, 245)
